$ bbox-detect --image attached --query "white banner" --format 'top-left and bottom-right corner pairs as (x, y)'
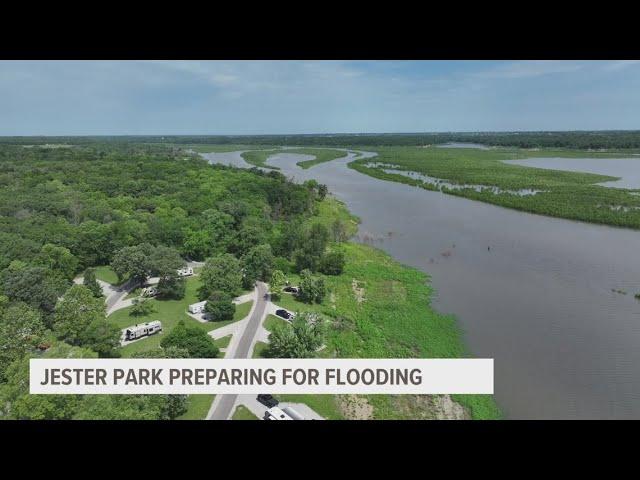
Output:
(30, 358), (493, 395)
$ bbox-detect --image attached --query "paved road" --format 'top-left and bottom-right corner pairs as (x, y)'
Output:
(208, 282), (269, 420)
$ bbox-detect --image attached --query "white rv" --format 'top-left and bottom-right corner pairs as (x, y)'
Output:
(264, 406), (293, 420)
(188, 300), (207, 314)
(177, 266), (194, 277)
(124, 321), (162, 341)
(281, 406), (305, 420)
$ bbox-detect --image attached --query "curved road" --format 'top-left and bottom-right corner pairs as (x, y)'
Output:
(207, 282), (269, 420)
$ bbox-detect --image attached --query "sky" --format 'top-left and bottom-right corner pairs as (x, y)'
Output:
(0, 60), (639, 135)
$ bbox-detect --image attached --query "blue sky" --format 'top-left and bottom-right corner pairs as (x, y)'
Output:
(0, 60), (639, 135)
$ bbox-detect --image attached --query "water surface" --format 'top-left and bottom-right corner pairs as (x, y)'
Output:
(204, 149), (640, 419)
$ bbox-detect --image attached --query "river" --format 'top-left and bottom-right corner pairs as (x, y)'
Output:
(202, 149), (640, 419)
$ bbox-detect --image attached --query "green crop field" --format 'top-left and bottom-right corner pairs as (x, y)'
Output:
(348, 146), (640, 229)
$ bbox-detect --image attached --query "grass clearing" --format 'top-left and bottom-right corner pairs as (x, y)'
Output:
(252, 341), (270, 358)
(213, 335), (232, 349)
(94, 265), (120, 285)
(177, 395), (215, 420)
(232, 405), (259, 420)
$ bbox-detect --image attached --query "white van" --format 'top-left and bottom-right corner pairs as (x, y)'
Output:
(264, 406), (293, 420)
(124, 321), (162, 341)
(188, 300), (207, 314)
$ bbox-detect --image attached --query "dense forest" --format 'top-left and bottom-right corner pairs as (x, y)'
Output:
(3, 131), (640, 149)
(0, 144), (332, 419)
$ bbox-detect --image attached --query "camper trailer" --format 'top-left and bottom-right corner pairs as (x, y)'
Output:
(188, 300), (207, 314)
(264, 406), (293, 420)
(124, 321), (162, 341)
(281, 406), (305, 420)
(177, 267), (194, 277)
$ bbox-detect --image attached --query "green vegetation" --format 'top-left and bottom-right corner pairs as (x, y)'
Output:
(287, 148), (348, 169)
(94, 266), (119, 285)
(181, 144), (274, 153)
(213, 335), (232, 349)
(233, 300), (253, 321)
(240, 149), (282, 169)
(349, 146), (640, 229)
(232, 405), (258, 420)
(278, 395), (343, 420)
(252, 341), (269, 358)
(177, 394), (215, 420)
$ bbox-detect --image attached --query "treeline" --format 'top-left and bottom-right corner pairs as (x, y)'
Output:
(0, 144), (329, 419)
(4, 131), (640, 149)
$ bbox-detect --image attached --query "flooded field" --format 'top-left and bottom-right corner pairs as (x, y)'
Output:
(202, 149), (640, 419)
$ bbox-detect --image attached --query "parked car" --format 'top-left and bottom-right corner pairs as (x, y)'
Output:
(275, 309), (293, 320)
(257, 394), (279, 408)
(283, 286), (299, 294)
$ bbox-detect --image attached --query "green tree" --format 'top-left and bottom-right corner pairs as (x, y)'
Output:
(267, 313), (324, 358)
(53, 284), (106, 345)
(319, 250), (346, 275)
(111, 244), (152, 284)
(160, 320), (219, 358)
(37, 243), (79, 280)
(198, 253), (243, 300)
(129, 297), (156, 317)
(242, 244), (274, 288)
(148, 245), (185, 277)
(156, 273), (186, 300)
(269, 269), (287, 300)
(1, 264), (69, 318)
(0, 302), (45, 380)
(293, 223), (329, 272)
(0, 342), (96, 420)
(298, 269), (326, 304)
(83, 267), (103, 298)
(204, 291), (236, 322)
(78, 318), (121, 357)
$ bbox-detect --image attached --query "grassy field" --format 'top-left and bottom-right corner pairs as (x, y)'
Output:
(240, 149), (283, 169)
(94, 265), (120, 285)
(177, 395), (215, 420)
(252, 341), (269, 358)
(232, 405), (259, 420)
(348, 146), (640, 229)
(213, 335), (232, 349)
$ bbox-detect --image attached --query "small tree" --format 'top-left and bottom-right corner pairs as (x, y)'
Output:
(83, 267), (103, 298)
(129, 298), (156, 317)
(160, 320), (219, 358)
(156, 274), (186, 300)
(298, 270), (326, 304)
(319, 251), (345, 275)
(267, 312), (323, 358)
(204, 291), (235, 322)
(269, 269), (287, 300)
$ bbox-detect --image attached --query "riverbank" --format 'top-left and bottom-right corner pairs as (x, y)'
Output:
(288, 197), (501, 420)
(348, 146), (640, 229)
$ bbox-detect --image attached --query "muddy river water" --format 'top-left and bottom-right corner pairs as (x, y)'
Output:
(203, 149), (640, 419)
